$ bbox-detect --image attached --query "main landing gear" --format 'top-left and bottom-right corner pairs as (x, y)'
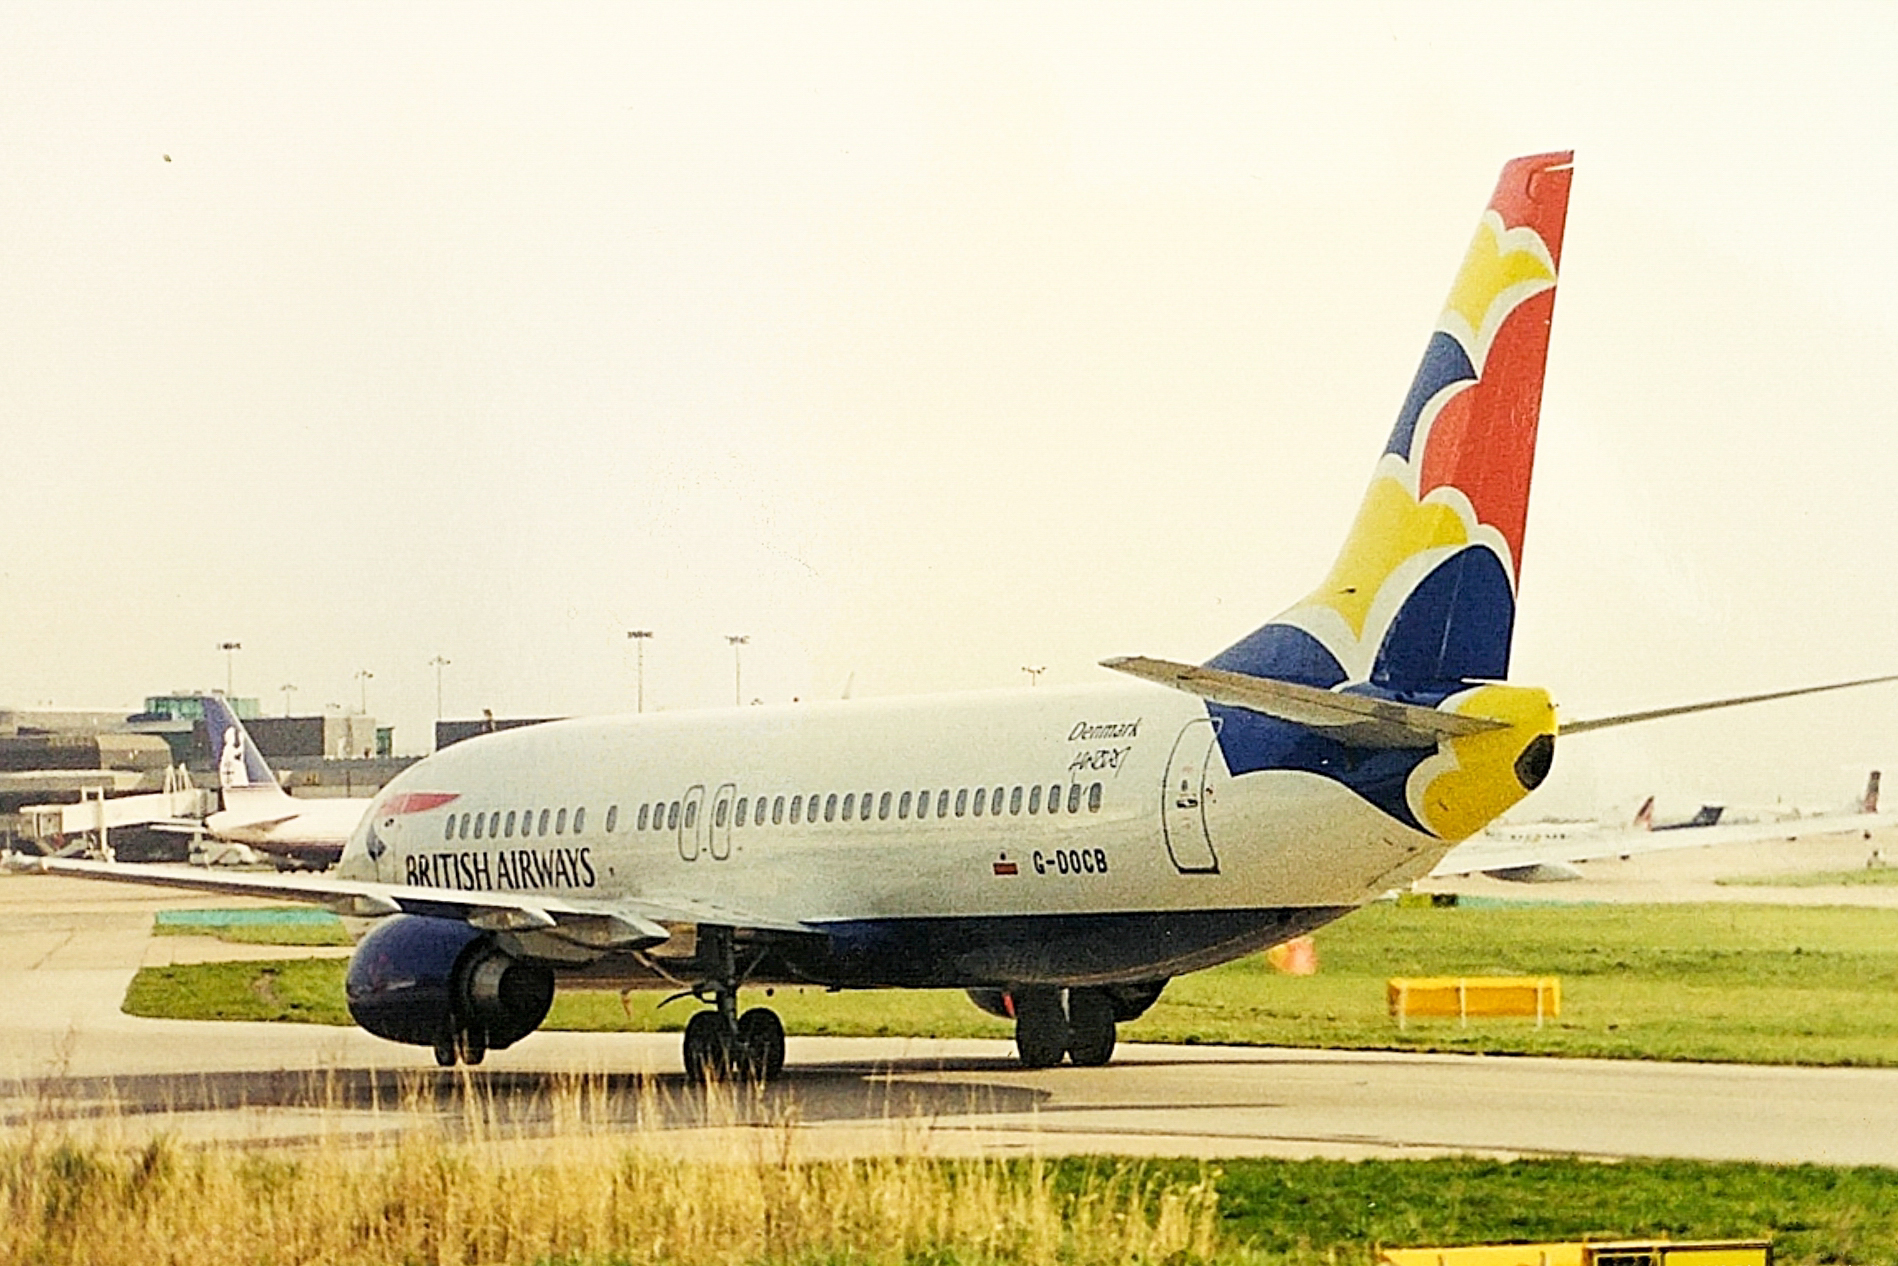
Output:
(1011, 986), (1118, 1068)
(678, 926), (787, 1084)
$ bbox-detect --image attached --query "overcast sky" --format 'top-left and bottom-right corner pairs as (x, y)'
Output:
(3, 3), (1895, 818)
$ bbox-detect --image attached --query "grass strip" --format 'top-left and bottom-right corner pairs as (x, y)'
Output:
(124, 902), (1898, 1065)
(1185, 1155), (1898, 1265)
(2, 1131), (1893, 1265)
(1717, 867), (1898, 888)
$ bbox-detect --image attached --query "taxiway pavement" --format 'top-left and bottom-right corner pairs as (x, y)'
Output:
(4, 863), (1897, 1163)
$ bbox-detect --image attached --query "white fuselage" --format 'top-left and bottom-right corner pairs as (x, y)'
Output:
(209, 793), (370, 856)
(342, 683), (1451, 988)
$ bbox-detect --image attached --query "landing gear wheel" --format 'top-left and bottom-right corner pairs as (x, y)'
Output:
(458, 1026), (488, 1067)
(683, 1009), (734, 1083)
(1065, 989), (1118, 1067)
(734, 1007), (786, 1082)
(433, 1037), (457, 1068)
(1012, 988), (1070, 1069)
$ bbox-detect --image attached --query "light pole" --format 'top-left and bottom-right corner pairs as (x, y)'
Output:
(626, 630), (653, 713)
(428, 656), (450, 720)
(1022, 665), (1045, 687)
(354, 669), (374, 716)
(280, 683), (297, 716)
(217, 641), (242, 697)
(725, 635), (749, 707)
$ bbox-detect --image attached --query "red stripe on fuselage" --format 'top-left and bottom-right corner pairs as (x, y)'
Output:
(380, 792), (460, 815)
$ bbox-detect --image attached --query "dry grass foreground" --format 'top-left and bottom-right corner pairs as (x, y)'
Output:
(1, 1075), (1219, 1266)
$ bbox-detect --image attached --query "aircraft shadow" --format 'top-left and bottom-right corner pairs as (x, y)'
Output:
(1, 1056), (1051, 1136)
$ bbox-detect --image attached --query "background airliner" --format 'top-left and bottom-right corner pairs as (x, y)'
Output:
(182, 695), (369, 868)
(13, 153), (1894, 1080)
(1433, 770), (1883, 882)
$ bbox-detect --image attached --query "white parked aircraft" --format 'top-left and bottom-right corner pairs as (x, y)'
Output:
(13, 153), (1896, 1079)
(1432, 771), (1884, 882)
(188, 695), (370, 868)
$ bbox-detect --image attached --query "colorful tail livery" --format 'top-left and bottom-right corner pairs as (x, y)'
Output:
(1154, 153), (1574, 841)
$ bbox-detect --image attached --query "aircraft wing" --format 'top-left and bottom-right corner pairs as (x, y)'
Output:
(3, 854), (816, 949)
(1430, 811), (1886, 879)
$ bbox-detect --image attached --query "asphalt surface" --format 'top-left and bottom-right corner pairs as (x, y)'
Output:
(4, 842), (1898, 1163)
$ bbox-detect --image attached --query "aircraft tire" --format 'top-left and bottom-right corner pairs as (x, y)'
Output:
(1012, 988), (1069, 1068)
(459, 1026), (488, 1067)
(433, 1034), (458, 1068)
(1065, 988), (1118, 1067)
(683, 1010), (733, 1084)
(735, 1007), (787, 1082)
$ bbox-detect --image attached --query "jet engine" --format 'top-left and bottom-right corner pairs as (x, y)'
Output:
(344, 915), (554, 1057)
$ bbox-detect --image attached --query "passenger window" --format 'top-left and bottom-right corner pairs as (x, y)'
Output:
(472, 814), (485, 840)
(573, 807), (586, 833)
(715, 800), (728, 828)
(684, 801), (697, 829)
(824, 793), (838, 823)
(773, 795), (785, 825)
(1088, 782), (1103, 812)
(1068, 783), (1082, 813)
(1029, 785), (1042, 814)
(972, 787), (986, 817)
(1010, 785), (1023, 815)
(1048, 784), (1062, 813)
(637, 804), (649, 831)
(604, 806), (617, 833)
(898, 790), (912, 819)
(443, 816), (456, 841)
(539, 808), (552, 836)
(955, 788), (968, 817)
(667, 802), (679, 830)
(491, 812), (503, 837)
(840, 793), (854, 822)
(459, 812), (471, 838)
(879, 791), (892, 820)
(992, 786), (1005, 815)
(937, 789), (950, 818)
(654, 802), (668, 831)
(555, 808), (569, 835)
(736, 798), (748, 828)
(790, 796), (803, 825)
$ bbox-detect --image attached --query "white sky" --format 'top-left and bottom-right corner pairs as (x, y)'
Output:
(3, 2), (1896, 817)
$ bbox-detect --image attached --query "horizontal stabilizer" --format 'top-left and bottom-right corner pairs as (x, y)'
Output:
(1100, 656), (1506, 749)
(1563, 674), (1898, 734)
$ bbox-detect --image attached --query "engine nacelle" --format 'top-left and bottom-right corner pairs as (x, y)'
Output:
(345, 914), (555, 1050)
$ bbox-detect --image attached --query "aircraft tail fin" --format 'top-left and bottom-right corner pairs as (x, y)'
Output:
(1209, 152), (1573, 693)
(200, 696), (290, 804)
(1632, 796), (1655, 831)
(1863, 770), (1882, 815)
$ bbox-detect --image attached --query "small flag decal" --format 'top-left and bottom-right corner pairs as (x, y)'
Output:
(993, 857), (1019, 876)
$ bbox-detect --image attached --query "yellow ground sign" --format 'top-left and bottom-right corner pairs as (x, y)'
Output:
(1387, 976), (1560, 1028)
(1381, 1239), (1770, 1266)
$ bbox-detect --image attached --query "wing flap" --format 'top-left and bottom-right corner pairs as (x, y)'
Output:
(1101, 655), (1504, 748)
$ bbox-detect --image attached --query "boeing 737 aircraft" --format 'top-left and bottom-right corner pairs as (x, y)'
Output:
(184, 696), (371, 868)
(14, 153), (1895, 1080)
